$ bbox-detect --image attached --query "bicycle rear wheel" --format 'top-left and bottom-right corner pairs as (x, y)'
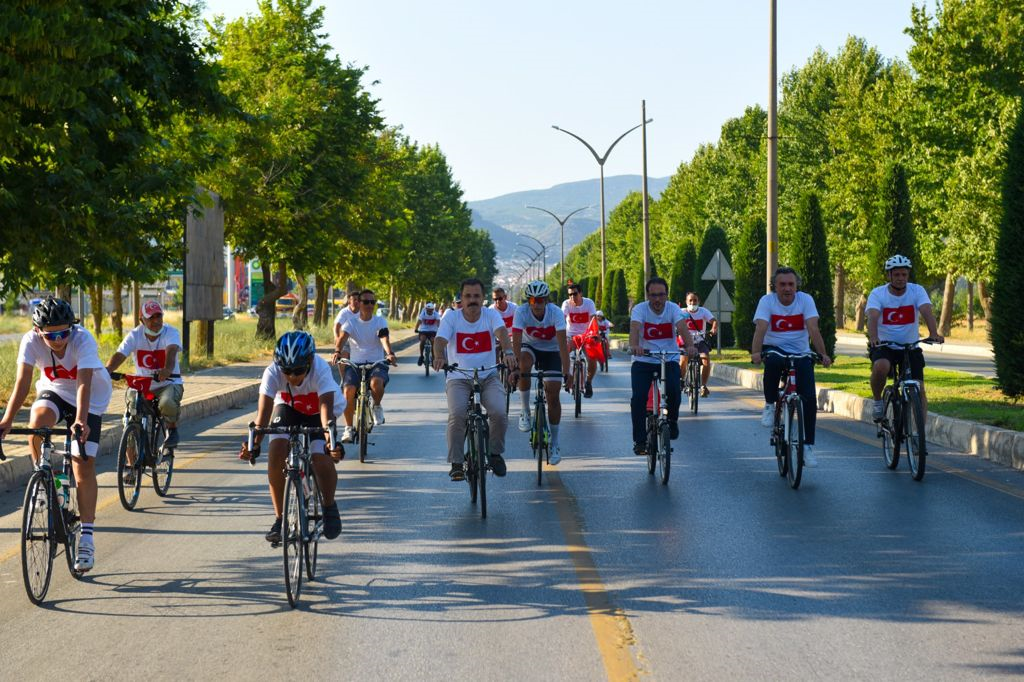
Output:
(424, 343), (432, 377)
(21, 472), (54, 605)
(476, 428), (488, 519)
(117, 424), (144, 510)
(573, 366), (583, 418)
(646, 416), (657, 475)
(304, 466), (321, 580)
(152, 419), (173, 496)
(465, 434), (478, 504)
(881, 387), (900, 470)
(905, 385), (927, 481)
(785, 398), (804, 489)
(62, 476), (82, 579)
(282, 475), (304, 607)
(658, 420), (671, 485)
(358, 396), (369, 463)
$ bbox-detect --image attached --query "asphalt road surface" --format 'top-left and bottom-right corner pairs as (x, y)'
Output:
(1, 345), (1022, 680)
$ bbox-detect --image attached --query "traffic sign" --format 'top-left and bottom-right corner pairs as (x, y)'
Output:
(701, 249), (734, 281)
(705, 281), (734, 313)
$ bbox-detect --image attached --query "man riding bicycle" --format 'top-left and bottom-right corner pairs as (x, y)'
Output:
(0, 296), (113, 572)
(562, 282), (598, 397)
(239, 331), (344, 543)
(867, 254), (943, 419)
(433, 278), (517, 481)
(106, 300), (184, 448)
(750, 267), (833, 466)
(332, 289), (361, 342)
(678, 291), (718, 398)
(333, 288), (397, 442)
(416, 302), (441, 366)
(512, 280), (570, 464)
(629, 278), (697, 455)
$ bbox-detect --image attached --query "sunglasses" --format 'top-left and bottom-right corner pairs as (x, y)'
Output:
(494, 297), (505, 302)
(281, 366), (309, 376)
(648, 292), (667, 298)
(361, 299), (377, 305)
(528, 296), (546, 304)
(146, 313), (164, 319)
(41, 328), (72, 341)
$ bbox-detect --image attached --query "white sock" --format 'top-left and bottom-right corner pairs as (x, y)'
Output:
(550, 423), (560, 447)
(521, 389), (531, 414)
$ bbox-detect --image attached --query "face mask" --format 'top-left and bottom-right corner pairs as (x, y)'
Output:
(145, 323), (164, 336)
(687, 304), (698, 313)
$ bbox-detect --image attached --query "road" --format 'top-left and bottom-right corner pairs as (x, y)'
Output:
(834, 336), (996, 378)
(1, 345), (1023, 679)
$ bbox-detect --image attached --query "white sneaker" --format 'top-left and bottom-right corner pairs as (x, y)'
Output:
(803, 444), (817, 467)
(341, 426), (354, 443)
(74, 541), (95, 572)
(872, 400), (884, 421)
(548, 445), (561, 465)
(518, 413), (531, 432)
(372, 405), (385, 426)
(760, 404), (774, 427)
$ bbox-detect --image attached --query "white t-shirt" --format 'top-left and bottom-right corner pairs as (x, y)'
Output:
(259, 355), (344, 416)
(490, 301), (518, 329)
(341, 315), (389, 363)
(598, 319), (612, 333)
(417, 308), (441, 331)
(333, 306), (358, 329)
(437, 308), (505, 382)
(681, 307), (715, 342)
(17, 326), (113, 415)
(631, 301), (686, 364)
(512, 303), (566, 353)
(866, 283), (931, 345)
(754, 292), (819, 354)
(562, 297), (597, 336)
(114, 325), (183, 389)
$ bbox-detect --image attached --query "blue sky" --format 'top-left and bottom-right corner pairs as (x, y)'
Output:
(202, 1), (927, 201)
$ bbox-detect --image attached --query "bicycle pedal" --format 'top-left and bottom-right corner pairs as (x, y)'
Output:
(270, 541), (281, 549)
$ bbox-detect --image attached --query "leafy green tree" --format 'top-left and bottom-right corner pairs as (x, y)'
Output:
(992, 101), (1024, 399)
(868, 163), (917, 288)
(696, 226), (734, 346)
(791, 193), (836, 356)
(733, 216), (767, 350)
(668, 240), (697, 305)
(611, 269), (629, 328)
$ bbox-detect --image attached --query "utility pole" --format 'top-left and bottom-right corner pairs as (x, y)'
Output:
(641, 100), (651, 283)
(767, 0), (779, 292)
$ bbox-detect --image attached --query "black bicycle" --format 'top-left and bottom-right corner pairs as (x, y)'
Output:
(569, 343), (587, 418)
(420, 335), (433, 377)
(1, 424), (85, 604)
(876, 338), (939, 481)
(445, 363), (502, 518)
(525, 370), (559, 486)
(246, 421), (335, 607)
(682, 353), (701, 415)
(764, 349), (819, 490)
(641, 350), (675, 485)
(336, 359), (389, 463)
(110, 373), (178, 509)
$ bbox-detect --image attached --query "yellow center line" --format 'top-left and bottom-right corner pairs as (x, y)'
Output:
(547, 470), (643, 681)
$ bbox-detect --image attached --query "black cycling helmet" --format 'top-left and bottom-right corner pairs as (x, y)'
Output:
(32, 295), (77, 329)
(274, 331), (315, 373)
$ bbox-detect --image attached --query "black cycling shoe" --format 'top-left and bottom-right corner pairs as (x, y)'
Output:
(584, 381), (594, 398)
(489, 454), (507, 477)
(265, 517), (282, 544)
(417, 356), (424, 366)
(633, 442), (647, 456)
(669, 421), (679, 440)
(449, 463), (465, 481)
(323, 503), (341, 539)
(164, 428), (179, 448)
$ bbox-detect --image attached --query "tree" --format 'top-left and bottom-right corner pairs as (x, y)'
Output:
(868, 163), (917, 288)
(668, 240), (697, 305)
(991, 101), (1024, 399)
(610, 269), (629, 328)
(696, 226), (734, 346)
(791, 193), (836, 357)
(733, 216), (766, 350)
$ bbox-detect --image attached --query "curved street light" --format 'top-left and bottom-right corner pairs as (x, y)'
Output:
(527, 205), (589, 286)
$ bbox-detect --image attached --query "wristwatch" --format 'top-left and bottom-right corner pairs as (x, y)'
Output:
(503, 349), (515, 357)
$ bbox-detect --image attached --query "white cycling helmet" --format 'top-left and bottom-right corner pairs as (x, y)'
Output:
(596, 310), (604, 316)
(524, 280), (550, 299)
(425, 302), (435, 310)
(884, 254), (912, 271)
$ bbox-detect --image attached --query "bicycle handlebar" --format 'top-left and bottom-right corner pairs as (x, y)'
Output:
(245, 420), (337, 466)
(442, 363), (504, 377)
(874, 338), (941, 350)
(762, 349), (821, 362)
(0, 424), (84, 461)
(334, 358), (393, 370)
(109, 371), (182, 381)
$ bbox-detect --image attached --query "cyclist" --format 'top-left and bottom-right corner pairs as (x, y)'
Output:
(596, 310), (613, 360)
(0, 296), (112, 572)
(629, 278), (697, 455)
(432, 278), (517, 481)
(512, 280), (570, 464)
(490, 286), (518, 330)
(239, 331), (344, 543)
(415, 302), (441, 366)
(106, 300), (184, 449)
(867, 254), (943, 419)
(332, 289), (361, 356)
(750, 267), (833, 466)
(678, 291), (718, 397)
(332, 289), (397, 442)
(561, 282), (598, 397)
(442, 294), (462, 320)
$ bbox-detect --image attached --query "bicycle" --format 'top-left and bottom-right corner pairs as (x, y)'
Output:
(641, 350), (676, 485)
(524, 370), (560, 486)
(599, 333), (611, 373)
(876, 338), (939, 481)
(764, 349), (819, 490)
(496, 356), (516, 416)
(245, 421), (335, 608)
(420, 335), (433, 377)
(569, 341), (587, 418)
(444, 363), (503, 518)
(682, 352), (702, 415)
(336, 359), (389, 463)
(0, 424), (86, 604)
(110, 372), (178, 510)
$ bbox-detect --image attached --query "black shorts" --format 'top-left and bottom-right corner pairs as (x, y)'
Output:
(522, 345), (563, 382)
(870, 346), (925, 381)
(267, 403), (327, 448)
(418, 331), (437, 338)
(32, 390), (103, 457)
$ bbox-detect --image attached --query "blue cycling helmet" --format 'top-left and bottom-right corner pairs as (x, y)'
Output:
(274, 331), (315, 373)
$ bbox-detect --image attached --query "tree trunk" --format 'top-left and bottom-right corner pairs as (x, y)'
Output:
(977, 279), (992, 319)
(291, 271), (308, 329)
(833, 263), (846, 330)
(256, 261), (287, 339)
(89, 285), (103, 335)
(939, 271), (956, 337)
(853, 294), (868, 332)
(313, 275), (327, 326)
(967, 280), (974, 332)
(132, 282), (141, 326)
(196, 318), (210, 356)
(111, 277), (123, 338)
(56, 284), (72, 301)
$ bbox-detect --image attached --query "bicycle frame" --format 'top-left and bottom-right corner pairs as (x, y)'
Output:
(641, 350), (674, 484)
(876, 339), (936, 480)
(338, 359), (388, 462)
(445, 363), (503, 518)
(764, 349), (816, 489)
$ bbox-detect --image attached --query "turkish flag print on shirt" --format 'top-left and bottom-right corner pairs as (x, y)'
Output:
(882, 305), (915, 325)
(568, 312), (590, 325)
(43, 365), (77, 381)
(526, 325), (556, 340)
(643, 322), (673, 340)
(136, 349), (166, 371)
(282, 391), (320, 415)
(770, 314), (805, 332)
(456, 331), (493, 354)
(686, 318), (705, 332)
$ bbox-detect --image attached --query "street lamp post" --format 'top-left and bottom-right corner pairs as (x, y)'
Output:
(515, 243), (544, 279)
(767, 0), (779, 293)
(552, 119), (652, 292)
(517, 234), (556, 281)
(526, 205), (589, 287)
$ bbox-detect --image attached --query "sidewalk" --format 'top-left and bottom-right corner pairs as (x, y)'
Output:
(0, 330), (417, 491)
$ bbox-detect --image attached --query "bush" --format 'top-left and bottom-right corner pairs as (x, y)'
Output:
(668, 239), (697, 306)
(993, 101), (1024, 398)
(733, 216), (766, 350)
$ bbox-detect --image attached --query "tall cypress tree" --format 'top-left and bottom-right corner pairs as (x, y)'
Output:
(791, 192), (836, 356)
(669, 239), (697, 305)
(992, 102), (1024, 399)
(612, 269), (629, 327)
(601, 271), (613, 315)
(869, 162), (917, 287)
(733, 216), (767, 351)
(697, 226), (734, 346)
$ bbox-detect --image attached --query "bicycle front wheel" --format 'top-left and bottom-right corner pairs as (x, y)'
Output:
(905, 385), (927, 481)
(785, 398), (804, 489)
(646, 416), (657, 475)
(424, 344), (432, 377)
(574, 371), (582, 418)
(465, 433), (478, 504)
(117, 423), (144, 510)
(358, 397), (369, 463)
(152, 419), (173, 496)
(534, 399), (546, 486)
(304, 466), (322, 580)
(282, 475), (305, 607)
(881, 387), (900, 470)
(21, 472), (55, 605)
(689, 363), (700, 415)
(477, 428), (488, 519)
(658, 420), (672, 485)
